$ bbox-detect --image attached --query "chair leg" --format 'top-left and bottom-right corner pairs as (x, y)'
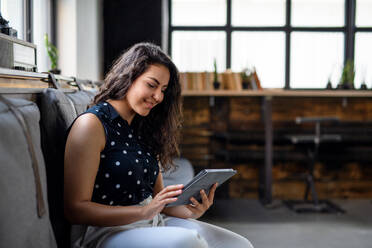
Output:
(307, 174), (319, 205)
(305, 147), (319, 205)
(304, 178), (310, 201)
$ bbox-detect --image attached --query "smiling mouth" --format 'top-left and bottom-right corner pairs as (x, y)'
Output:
(144, 100), (156, 109)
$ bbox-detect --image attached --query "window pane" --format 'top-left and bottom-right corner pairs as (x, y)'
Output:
(291, 32), (344, 88)
(172, 0), (226, 26)
(0, 0), (24, 40)
(356, 0), (372, 27)
(232, 0), (285, 27)
(172, 31), (226, 72)
(231, 32), (285, 88)
(355, 33), (372, 88)
(292, 0), (344, 27)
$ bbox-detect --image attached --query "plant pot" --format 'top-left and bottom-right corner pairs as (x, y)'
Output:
(343, 83), (354, 90)
(49, 68), (61, 74)
(337, 82), (354, 90)
(360, 83), (367, 90)
(213, 81), (220, 90)
(242, 81), (250, 90)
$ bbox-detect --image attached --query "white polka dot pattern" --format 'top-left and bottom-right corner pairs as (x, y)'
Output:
(88, 101), (159, 206)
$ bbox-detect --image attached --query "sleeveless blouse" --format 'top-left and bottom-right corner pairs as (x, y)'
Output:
(83, 101), (159, 206)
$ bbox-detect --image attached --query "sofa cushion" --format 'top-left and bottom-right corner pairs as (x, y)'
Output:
(0, 96), (57, 248)
(66, 90), (95, 115)
(38, 88), (94, 248)
(163, 158), (195, 187)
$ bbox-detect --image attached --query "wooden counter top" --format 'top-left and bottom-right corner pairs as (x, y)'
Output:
(1, 68), (371, 98)
(182, 89), (372, 97)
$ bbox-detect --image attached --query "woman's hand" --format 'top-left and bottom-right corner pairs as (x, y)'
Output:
(142, 184), (184, 220)
(186, 183), (218, 219)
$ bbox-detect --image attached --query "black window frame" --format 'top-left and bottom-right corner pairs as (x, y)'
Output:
(168, 0), (372, 89)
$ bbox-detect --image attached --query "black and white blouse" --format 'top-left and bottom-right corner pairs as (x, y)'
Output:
(83, 101), (159, 206)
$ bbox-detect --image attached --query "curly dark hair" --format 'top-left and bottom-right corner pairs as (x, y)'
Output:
(93, 42), (182, 171)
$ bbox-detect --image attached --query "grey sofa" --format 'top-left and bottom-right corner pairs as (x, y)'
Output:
(0, 87), (194, 248)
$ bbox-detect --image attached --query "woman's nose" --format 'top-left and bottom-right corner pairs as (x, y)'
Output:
(152, 89), (163, 103)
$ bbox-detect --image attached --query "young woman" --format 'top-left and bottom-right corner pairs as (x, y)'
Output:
(64, 42), (253, 248)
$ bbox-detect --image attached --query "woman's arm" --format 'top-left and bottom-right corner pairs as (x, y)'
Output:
(64, 114), (182, 226)
(154, 172), (217, 219)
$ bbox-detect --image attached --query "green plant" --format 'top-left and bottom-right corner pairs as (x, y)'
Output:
(240, 68), (250, 82)
(44, 33), (58, 70)
(340, 59), (355, 88)
(213, 58), (218, 82)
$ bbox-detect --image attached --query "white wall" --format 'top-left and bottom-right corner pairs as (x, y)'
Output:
(57, 0), (77, 77)
(33, 0), (51, 73)
(76, 0), (102, 81)
(57, 0), (103, 81)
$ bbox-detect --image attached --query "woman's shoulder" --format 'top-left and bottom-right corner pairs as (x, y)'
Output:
(68, 112), (106, 150)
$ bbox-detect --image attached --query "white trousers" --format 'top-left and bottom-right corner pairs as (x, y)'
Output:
(71, 197), (253, 248)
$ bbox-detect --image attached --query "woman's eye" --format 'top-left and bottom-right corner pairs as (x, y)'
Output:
(147, 83), (155, 88)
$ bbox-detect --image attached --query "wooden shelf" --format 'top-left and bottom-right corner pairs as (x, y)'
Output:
(0, 67), (74, 82)
(182, 89), (372, 97)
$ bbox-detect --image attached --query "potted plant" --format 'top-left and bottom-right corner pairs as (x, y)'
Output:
(360, 81), (367, 90)
(240, 68), (250, 89)
(338, 60), (355, 90)
(326, 76), (332, 89)
(213, 58), (220, 90)
(44, 33), (60, 74)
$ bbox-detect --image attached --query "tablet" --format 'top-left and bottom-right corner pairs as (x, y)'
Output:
(167, 168), (237, 207)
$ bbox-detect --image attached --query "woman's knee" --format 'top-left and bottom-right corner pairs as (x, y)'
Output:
(101, 226), (208, 248)
(165, 217), (253, 248)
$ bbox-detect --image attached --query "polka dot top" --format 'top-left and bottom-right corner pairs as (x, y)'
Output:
(83, 101), (159, 206)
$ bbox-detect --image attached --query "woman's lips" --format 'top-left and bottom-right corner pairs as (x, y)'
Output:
(144, 100), (155, 109)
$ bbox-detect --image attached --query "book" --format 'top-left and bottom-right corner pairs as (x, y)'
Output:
(167, 168), (237, 207)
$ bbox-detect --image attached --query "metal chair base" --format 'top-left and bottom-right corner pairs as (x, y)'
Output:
(283, 200), (345, 214)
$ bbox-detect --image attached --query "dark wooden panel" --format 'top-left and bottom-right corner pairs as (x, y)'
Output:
(181, 96), (372, 199)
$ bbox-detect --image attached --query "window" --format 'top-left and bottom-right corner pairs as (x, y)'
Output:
(231, 31), (285, 88)
(172, 31), (226, 72)
(0, 0), (52, 72)
(355, 0), (372, 88)
(290, 32), (344, 88)
(169, 0), (372, 89)
(0, 0), (27, 40)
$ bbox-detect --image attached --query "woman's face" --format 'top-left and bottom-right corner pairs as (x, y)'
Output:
(125, 63), (170, 116)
